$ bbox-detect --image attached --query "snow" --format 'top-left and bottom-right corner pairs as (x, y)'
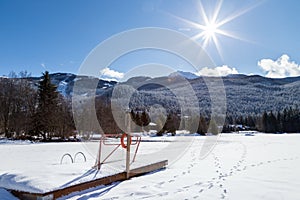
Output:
(169, 71), (199, 79)
(57, 81), (68, 96)
(1, 134), (300, 199)
(148, 122), (157, 126)
(73, 77), (82, 82)
(0, 139), (33, 145)
(0, 142), (98, 193)
(103, 83), (113, 87)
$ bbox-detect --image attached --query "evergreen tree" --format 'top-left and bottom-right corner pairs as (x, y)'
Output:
(261, 111), (268, 132)
(276, 112), (282, 132)
(197, 115), (208, 135)
(158, 112), (179, 136)
(130, 109), (136, 123)
(141, 110), (150, 131)
(282, 108), (288, 132)
(289, 108), (296, 132)
(33, 71), (59, 139)
(268, 111), (278, 133)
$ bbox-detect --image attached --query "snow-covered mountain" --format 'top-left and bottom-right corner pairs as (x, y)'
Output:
(121, 74), (300, 115)
(23, 72), (300, 115)
(25, 73), (117, 97)
(169, 71), (199, 79)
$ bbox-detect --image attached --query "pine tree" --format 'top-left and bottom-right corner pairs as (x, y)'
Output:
(197, 115), (208, 135)
(33, 71), (59, 140)
(268, 111), (277, 133)
(277, 112), (283, 133)
(159, 112), (179, 136)
(141, 111), (150, 132)
(261, 111), (268, 132)
(135, 112), (142, 131)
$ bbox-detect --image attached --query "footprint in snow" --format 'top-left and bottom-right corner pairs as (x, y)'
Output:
(158, 192), (168, 196)
(176, 189), (184, 193)
(195, 181), (202, 185)
(221, 193), (226, 199)
(154, 181), (165, 188)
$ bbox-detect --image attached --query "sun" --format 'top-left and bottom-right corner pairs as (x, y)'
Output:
(171, 0), (260, 59)
(203, 21), (219, 40)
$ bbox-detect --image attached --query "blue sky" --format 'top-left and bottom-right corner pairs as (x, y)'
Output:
(1, 0), (300, 78)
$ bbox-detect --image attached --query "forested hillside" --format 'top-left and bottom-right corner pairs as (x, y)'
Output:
(122, 74), (300, 116)
(1, 72), (300, 138)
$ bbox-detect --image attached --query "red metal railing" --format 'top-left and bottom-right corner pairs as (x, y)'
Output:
(94, 133), (141, 170)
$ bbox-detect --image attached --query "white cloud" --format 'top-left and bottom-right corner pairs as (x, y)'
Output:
(100, 67), (124, 80)
(258, 54), (300, 78)
(41, 63), (46, 69)
(196, 65), (239, 77)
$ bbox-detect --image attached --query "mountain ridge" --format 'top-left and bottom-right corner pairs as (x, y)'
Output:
(20, 72), (300, 115)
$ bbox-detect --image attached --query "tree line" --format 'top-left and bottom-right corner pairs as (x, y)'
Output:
(1, 71), (299, 141)
(222, 107), (300, 133)
(260, 107), (300, 133)
(0, 71), (74, 140)
(127, 107), (300, 135)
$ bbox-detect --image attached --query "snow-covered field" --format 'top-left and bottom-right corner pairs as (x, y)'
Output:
(1, 133), (300, 199)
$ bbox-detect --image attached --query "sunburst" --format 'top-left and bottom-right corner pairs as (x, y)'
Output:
(171, 0), (261, 59)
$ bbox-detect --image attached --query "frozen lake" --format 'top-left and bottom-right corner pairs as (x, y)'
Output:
(0, 133), (300, 199)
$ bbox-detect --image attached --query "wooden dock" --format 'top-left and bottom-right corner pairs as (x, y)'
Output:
(10, 160), (168, 200)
